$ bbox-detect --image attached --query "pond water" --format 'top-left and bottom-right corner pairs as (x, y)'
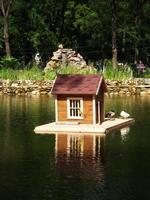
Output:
(0, 95), (150, 200)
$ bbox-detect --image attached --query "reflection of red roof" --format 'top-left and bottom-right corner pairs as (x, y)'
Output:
(51, 74), (107, 95)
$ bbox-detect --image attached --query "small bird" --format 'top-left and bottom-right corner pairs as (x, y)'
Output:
(120, 111), (130, 118)
(105, 110), (115, 118)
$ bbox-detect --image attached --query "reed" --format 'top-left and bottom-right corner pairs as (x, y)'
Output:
(102, 60), (133, 80)
(0, 66), (43, 80)
(0, 62), (135, 80)
(57, 65), (97, 75)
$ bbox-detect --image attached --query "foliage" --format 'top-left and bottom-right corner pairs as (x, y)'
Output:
(0, 62), (136, 81)
(0, 68), (18, 79)
(43, 65), (97, 80)
(0, 56), (21, 69)
(0, 64), (97, 80)
(0, 0), (150, 69)
(74, 4), (98, 33)
(18, 65), (43, 80)
(0, 65), (43, 80)
(57, 65), (97, 75)
(102, 60), (133, 80)
(144, 68), (150, 78)
(44, 69), (56, 80)
(136, 68), (150, 78)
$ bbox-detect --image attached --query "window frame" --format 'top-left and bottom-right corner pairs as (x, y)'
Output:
(67, 97), (83, 119)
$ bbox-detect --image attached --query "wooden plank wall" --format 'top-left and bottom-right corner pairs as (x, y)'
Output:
(57, 95), (93, 124)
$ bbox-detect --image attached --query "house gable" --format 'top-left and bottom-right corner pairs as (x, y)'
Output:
(51, 74), (107, 95)
(52, 74), (107, 124)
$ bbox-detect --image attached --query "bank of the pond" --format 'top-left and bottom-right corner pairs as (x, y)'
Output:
(0, 78), (150, 96)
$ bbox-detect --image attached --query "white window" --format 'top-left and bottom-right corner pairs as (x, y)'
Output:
(67, 98), (83, 119)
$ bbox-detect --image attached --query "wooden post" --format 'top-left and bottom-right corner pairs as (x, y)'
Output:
(93, 96), (96, 124)
(98, 100), (101, 124)
(55, 96), (58, 122)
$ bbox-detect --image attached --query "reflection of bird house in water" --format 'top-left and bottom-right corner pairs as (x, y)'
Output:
(120, 126), (130, 135)
(51, 74), (107, 124)
(55, 134), (105, 163)
(54, 134), (105, 179)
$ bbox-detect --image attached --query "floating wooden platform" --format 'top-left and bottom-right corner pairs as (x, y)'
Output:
(34, 118), (135, 135)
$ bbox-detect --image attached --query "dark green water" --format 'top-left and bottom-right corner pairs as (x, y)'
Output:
(0, 95), (150, 200)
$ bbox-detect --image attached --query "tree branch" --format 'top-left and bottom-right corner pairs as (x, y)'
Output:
(6, 0), (13, 17)
(0, 0), (6, 16)
(0, 0), (13, 17)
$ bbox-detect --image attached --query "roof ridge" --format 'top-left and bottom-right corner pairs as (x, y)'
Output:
(51, 74), (105, 95)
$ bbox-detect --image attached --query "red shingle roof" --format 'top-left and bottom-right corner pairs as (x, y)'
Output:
(51, 74), (107, 95)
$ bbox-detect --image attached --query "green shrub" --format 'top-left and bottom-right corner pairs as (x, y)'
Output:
(0, 56), (21, 69)
(144, 68), (150, 78)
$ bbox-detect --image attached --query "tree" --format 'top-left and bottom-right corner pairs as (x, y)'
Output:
(111, 0), (118, 68)
(0, 0), (149, 67)
(0, 0), (13, 56)
(63, 1), (101, 60)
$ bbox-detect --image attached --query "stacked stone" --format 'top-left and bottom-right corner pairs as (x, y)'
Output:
(0, 80), (53, 96)
(44, 44), (87, 72)
(106, 78), (150, 96)
(0, 78), (150, 96)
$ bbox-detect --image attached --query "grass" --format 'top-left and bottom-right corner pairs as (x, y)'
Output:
(102, 60), (133, 80)
(0, 56), (149, 80)
(0, 64), (97, 80)
(0, 66), (44, 80)
(1, 61), (149, 81)
(57, 65), (97, 75)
